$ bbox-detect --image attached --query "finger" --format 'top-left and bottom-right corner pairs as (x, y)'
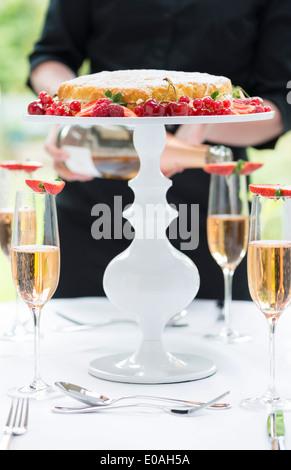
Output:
(161, 165), (184, 178)
(45, 124), (70, 161)
(54, 162), (95, 182)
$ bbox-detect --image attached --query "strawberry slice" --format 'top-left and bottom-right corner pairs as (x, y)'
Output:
(232, 102), (256, 115)
(21, 161), (43, 173)
(0, 161), (23, 170)
(281, 185), (291, 196)
(203, 162), (237, 176)
(249, 184), (281, 197)
(123, 107), (138, 117)
(26, 179), (66, 195)
(75, 99), (99, 117)
(240, 162), (263, 175)
(204, 160), (263, 176)
(25, 180), (46, 193)
(43, 180), (66, 195)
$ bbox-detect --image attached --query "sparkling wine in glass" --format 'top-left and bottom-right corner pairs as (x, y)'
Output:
(0, 167), (37, 341)
(9, 190), (60, 399)
(241, 193), (291, 410)
(206, 172), (251, 343)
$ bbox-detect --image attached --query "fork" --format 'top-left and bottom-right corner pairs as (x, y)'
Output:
(54, 309), (189, 333)
(0, 399), (29, 450)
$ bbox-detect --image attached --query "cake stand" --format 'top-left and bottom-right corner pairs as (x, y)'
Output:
(25, 112), (275, 383)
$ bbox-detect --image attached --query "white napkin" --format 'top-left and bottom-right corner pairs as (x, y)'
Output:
(63, 145), (101, 177)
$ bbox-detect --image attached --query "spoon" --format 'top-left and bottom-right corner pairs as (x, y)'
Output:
(55, 381), (231, 409)
(52, 391), (230, 415)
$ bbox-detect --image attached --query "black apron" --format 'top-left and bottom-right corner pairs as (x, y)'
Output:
(55, 146), (251, 300)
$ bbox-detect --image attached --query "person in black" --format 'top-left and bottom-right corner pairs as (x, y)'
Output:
(28, 0), (291, 300)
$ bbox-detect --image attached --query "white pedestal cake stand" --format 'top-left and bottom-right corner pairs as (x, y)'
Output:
(25, 112), (274, 384)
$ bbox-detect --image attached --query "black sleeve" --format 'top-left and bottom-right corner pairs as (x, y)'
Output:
(28, 0), (92, 76)
(248, 0), (291, 135)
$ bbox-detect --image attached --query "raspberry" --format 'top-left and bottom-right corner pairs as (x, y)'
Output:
(107, 103), (125, 117)
(90, 103), (110, 117)
(96, 98), (112, 106)
(252, 105), (264, 113)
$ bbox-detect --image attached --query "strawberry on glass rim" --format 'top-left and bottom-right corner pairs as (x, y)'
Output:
(21, 161), (43, 173)
(0, 161), (23, 170)
(249, 183), (291, 197)
(204, 160), (263, 176)
(26, 179), (66, 195)
(0, 161), (43, 172)
(281, 185), (291, 196)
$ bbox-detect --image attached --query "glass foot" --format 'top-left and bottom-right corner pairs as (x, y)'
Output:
(8, 379), (60, 401)
(240, 395), (291, 411)
(204, 327), (252, 344)
(0, 324), (34, 343)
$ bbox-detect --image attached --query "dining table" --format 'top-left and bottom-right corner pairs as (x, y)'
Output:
(0, 296), (291, 451)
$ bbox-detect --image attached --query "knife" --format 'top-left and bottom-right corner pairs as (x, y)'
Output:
(267, 410), (285, 450)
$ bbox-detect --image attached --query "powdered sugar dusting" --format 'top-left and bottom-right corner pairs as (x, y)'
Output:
(67, 69), (229, 90)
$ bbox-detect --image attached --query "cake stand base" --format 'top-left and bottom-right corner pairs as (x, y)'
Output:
(89, 339), (216, 384)
(89, 353), (216, 384)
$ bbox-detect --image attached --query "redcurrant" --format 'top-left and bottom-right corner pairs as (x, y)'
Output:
(134, 105), (145, 117)
(70, 101), (82, 113)
(45, 107), (55, 115)
(223, 99), (231, 109)
(179, 95), (190, 104)
(27, 100), (45, 115)
(203, 97), (213, 109)
(166, 102), (190, 116)
(213, 100), (223, 112)
(193, 98), (203, 110)
(39, 91), (53, 106)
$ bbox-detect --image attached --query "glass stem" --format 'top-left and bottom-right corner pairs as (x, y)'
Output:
(31, 306), (43, 388)
(222, 268), (234, 334)
(267, 316), (279, 400)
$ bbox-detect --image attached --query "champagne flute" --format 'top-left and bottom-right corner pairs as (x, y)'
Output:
(0, 167), (34, 340)
(9, 190), (60, 399)
(241, 193), (291, 410)
(206, 172), (251, 343)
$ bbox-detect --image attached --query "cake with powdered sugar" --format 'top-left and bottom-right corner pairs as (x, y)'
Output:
(58, 69), (232, 109)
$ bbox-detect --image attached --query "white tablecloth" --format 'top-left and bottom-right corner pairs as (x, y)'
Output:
(0, 297), (291, 451)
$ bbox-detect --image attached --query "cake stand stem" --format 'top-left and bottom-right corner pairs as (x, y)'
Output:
(89, 123), (216, 383)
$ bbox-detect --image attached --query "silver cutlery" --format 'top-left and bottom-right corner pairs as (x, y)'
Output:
(52, 391), (230, 415)
(268, 410), (285, 450)
(55, 381), (231, 409)
(54, 309), (188, 332)
(0, 399), (29, 450)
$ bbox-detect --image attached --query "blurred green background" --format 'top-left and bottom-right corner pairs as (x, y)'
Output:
(0, 0), (291, 302)
(0, 0), (53, 302)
